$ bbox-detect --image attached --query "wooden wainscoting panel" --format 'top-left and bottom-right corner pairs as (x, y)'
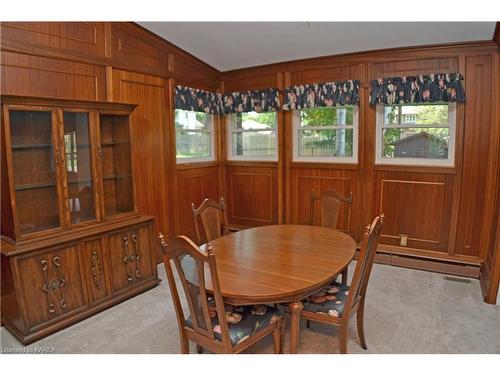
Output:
(110, 23), (167, 77)
(290, 64), (354, 85)
(223, 72), (279, 92)
(111, 69), (170, 238)
(226, 165), (277, 227)
(455, 55), (493, 257)
(176, 166), (220, 240)
(1, 51), (106, 101)
(372, 57), (459, 78)
(288, 168), (360, 237)
(1, 22), (107, 61)
(373, 171), (454, 253)
(173, 55), (220, 91)
(296, 174), (350, 228)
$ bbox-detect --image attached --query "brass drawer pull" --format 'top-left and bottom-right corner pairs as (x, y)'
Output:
(91, 250), (104, 289)
(122, 235), (133, 282)
(59, 298), (67, 309)
(132, 234), (142, 279)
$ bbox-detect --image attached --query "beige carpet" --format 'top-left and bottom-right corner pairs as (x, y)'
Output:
(2, 262), (500, 354)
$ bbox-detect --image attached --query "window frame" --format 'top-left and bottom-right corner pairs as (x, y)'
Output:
(375, 103), (456, 167)
(227, 111), (278, 162)
(292, 105), (359, 164)
(175, 109), (216, 164)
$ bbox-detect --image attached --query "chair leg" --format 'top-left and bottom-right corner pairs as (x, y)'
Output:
(356, 300), (367, 350)
(339, 322), (348, 354)
(306, 319), (311, 329)
(180, 335), (190, 354)
(272, 321), (282, 354)
(341, 268), (348, 286)
(280, 317), (286, 354)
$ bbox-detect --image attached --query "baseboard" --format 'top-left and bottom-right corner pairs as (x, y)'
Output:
(373, 251), (480, 278)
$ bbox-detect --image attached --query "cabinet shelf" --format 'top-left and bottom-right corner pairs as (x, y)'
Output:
(103, 174), (132, 180)
(15, 182), (56, 191)
(12, 143), (52, 149)
(101, 142), (130, 146)
(68, 179), (93, 185)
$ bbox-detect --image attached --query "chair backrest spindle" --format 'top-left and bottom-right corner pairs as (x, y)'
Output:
(342, 214), (385, 318)
(310, 189), (353, 232)
(192, 197), (229, 244)
(159, 234), (232, 347)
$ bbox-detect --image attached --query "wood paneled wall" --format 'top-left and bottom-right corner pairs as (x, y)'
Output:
(1, 22), (499, 302)
(0, 22), (221, 245)
(222, 41), (500, 298)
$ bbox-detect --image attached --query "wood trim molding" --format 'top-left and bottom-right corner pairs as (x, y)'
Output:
(493, 22), (500, 47)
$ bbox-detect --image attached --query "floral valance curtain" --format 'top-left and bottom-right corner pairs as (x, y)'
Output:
(282, 80), (360, 110)
(174, 86), (281, 114)
(174, 86), (223, 114)
(223, 88), (280, 113)
(369, 73), (465, 105)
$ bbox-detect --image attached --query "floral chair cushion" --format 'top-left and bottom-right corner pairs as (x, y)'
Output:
(302, 282), (350, 318)
(186, 304), (282, 346)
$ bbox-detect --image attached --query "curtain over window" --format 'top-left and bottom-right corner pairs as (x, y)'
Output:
(223, 88), (280, 113)
(369, 73), (465, 105)
(174, 86), (223, 114)
(174, 86), (281, 115)
(283, 80), (360, 110)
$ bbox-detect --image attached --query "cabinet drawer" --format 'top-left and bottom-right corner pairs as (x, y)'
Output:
(81, 237), (110, 304)
(108, 223), (154, 294)
(16, 243), (87, 329)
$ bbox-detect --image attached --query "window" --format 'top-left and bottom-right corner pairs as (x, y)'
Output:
(227, 111), (278, 161)
(376, 103), (456, 166)
(293, 106), (358, 163)
(64, 131), (78, 172)
(175, 109), (215, 163)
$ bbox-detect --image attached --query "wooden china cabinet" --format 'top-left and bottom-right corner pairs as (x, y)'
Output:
(0, 96), (160, 344)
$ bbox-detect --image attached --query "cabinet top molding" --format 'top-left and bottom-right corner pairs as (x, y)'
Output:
(1, 95), (138, 112)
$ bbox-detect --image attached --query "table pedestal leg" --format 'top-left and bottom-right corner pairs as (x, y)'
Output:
(289, 301), (303, 354)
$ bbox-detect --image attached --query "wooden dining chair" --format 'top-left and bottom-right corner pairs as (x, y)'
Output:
(300, 214), (385, 354)
(310, 189), (353, 285)
(159, 233), (285, 354)
(192, 197), (229, 244)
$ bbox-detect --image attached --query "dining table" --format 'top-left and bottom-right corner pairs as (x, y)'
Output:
(202, 224), (357, 354)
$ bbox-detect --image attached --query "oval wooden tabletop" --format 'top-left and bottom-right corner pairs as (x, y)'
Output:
(203, 224), (357, 303)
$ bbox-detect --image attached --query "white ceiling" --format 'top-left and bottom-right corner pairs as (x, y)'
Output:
(139, 22), (496, 72)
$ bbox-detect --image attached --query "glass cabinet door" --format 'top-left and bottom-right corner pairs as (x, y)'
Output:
(62, 112), (97, 224)
(8, 110), (61, 234)
(99, 114), (134, 217)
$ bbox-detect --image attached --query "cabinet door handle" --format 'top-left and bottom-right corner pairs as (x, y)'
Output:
(122, 235), (133, 282)
(131, 234), (142, 279)
(98, 146), (103, 159)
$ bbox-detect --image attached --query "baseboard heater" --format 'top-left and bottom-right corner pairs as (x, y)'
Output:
(359, 250), (481, 279)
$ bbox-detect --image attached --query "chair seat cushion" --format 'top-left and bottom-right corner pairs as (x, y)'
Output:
(186, 304), (282, 346)
(302, 282), (350, 318)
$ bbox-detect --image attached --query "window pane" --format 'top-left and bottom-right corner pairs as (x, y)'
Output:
(231, 131), (276, 157)
(382, 127), (450, 159)
(176, 131), (211, 159)
(385, 104), (449, 125)
(300, 106), (354, 127)
(384, 106), (400, 125)
(175, 109), (213, 161)
(298, 129), (353, 157)
(175, 109), (211, 130)
(233, 111), (277, 130)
